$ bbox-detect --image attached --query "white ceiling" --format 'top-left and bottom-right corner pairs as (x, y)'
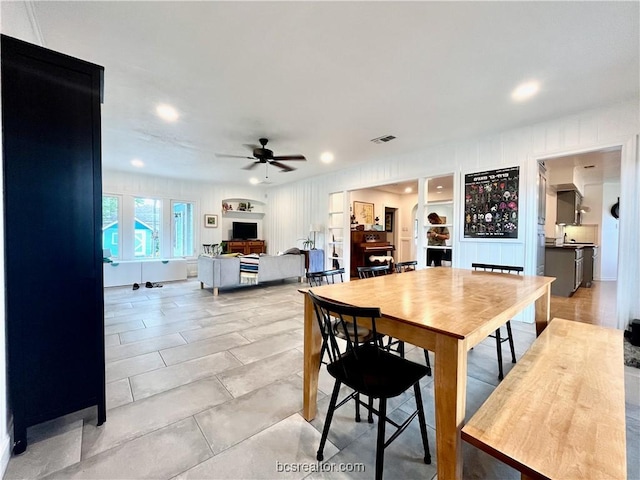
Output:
(2, 1), (638, 187)
(545, 147), (622, 187)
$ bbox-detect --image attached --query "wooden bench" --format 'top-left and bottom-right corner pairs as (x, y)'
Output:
(462, 318), (626, 480)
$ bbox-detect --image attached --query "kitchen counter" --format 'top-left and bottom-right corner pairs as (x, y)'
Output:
(545, 247), (584, 297)
(545, 243), (598, 249)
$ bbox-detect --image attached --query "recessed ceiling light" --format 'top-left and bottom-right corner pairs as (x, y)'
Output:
(320, 152), (334, 164)
(156, 103), (179, 122)
(437, 190), (442, 194)
(130, 158), (144, 168)
(404, 187), (413, 193)
(249, 177), (260, 185)
(436, 185), (443, 189)
(511, 81), (540, 102)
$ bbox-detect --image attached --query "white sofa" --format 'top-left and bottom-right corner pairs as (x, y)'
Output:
(197, 254), (305, 296)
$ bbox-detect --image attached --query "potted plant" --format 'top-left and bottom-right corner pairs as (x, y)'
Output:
(299, 237), (314, 250)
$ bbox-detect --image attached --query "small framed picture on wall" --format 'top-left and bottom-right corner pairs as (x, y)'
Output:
(204, 214), (218, 228)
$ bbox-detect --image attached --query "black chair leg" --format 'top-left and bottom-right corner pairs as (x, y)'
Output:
(495, 327), (504, 381)
(413, 383), (431, 464)
(506, 321), (516, 363)
(423, 349), (432, 377)
(355, 392), (361, 422)
(317, 380), (342, 461)
(368, 395), (374, 423)
(375, 398), (387, 480)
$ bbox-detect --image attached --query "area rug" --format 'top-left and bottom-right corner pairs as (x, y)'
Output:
(624, 335), (640, 368)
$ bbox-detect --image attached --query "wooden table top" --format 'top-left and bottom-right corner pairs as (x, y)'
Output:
(303, 267), (554, 340)
(462, 318), (626, 479)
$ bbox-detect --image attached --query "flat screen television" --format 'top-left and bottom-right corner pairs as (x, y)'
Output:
(232, 222), (258, 240)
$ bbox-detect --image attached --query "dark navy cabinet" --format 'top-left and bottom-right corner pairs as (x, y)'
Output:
(1, 35), (106, 454)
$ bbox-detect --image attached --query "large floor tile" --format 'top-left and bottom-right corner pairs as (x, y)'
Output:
(81, 377), (231, 458)
(180, 319), (253, 343)
(45, 418), (211, 480)
(130, 351), (241, 400)
(160, 332), (250, 366)
(106, 333), (186, 362)
(106, 378), (133, 410)
(229, 330), (303, 364)
(239, 318), (302, 342)
(217, 349), (303, 398)
(4, 418), (82, 480)
(195, 375), (303, 455)
(175, 414), (339, 480)
(106, 351), (165, 383)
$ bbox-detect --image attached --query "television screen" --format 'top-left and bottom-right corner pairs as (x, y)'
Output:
(232, 222), (258, 240)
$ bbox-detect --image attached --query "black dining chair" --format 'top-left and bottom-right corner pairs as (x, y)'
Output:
(357, 265), (390, 278)
(390, 260), (432, 376)
(471, 263), (523, 380)
(307, 268), (369, 364)
(394, 260), (417, 273)
(308, 290), (431, 480)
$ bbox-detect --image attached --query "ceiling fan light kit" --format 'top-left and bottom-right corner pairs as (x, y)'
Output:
(217, 138), (306, 173)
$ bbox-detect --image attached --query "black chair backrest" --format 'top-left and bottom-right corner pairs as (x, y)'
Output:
(395, 260), (417, 273)
(308, 289), (381, 370)
(357, 265), (389, 279)
(471, 263), (523, 275)
(306, 268), (345, 287)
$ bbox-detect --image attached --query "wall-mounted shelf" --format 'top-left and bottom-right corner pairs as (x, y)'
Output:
(222, 198), (265, 218)
(222, 210), (265, 219)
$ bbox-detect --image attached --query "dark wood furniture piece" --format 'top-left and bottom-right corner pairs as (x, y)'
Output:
(471, 263), (522, 380)
(308, 290), (431, 480)
(2, 35), (106, 454)
(350, 230), (395, 277)
(226, 240), (266, 255)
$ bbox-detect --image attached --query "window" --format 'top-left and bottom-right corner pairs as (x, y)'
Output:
(134, 197), (161, 258)
(172, 201), (195, 257)
(102, 195), (120, 258)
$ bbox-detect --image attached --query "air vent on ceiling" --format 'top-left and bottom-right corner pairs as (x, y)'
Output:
(371, 135), (396, 144)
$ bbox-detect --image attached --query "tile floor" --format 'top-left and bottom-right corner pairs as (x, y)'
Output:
(3, 278), (639, 480)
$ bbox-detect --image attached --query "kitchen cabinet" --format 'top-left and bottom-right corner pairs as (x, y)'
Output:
(2, 35), (106, 453)
(556, 190), (582, 225)
(581, 245), (598, 287)
(544, 247), (584, 297)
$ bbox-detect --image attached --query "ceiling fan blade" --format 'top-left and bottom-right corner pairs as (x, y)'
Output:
(272, 155), (306, 161)
(242, 161), (261, 170)
(270, 161), (295, 172)
(215, 153), (255, 159)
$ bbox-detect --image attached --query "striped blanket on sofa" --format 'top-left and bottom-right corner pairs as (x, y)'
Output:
(239, 254), (260, 285)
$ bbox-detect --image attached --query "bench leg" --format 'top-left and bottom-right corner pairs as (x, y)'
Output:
(213, 287), (218, 296)
(200, 281), (203, 289)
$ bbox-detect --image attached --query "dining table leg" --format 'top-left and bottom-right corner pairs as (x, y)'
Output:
(302, 292), (322, 421)
(534, 283), (551, 336)
(434, 334), (467, 480)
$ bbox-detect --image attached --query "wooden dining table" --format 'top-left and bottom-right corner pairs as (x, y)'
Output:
(301, 267), (555, 480)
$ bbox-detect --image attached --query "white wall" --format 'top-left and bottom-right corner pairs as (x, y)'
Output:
(266, 101), (639, 327)
(600, 182), (621, 280)
(103, 171), (268, 275)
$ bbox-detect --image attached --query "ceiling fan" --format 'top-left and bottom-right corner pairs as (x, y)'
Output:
(216, 138), (306, 172)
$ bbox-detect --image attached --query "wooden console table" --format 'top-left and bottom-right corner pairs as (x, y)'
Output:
(226, 240), (265, 255)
